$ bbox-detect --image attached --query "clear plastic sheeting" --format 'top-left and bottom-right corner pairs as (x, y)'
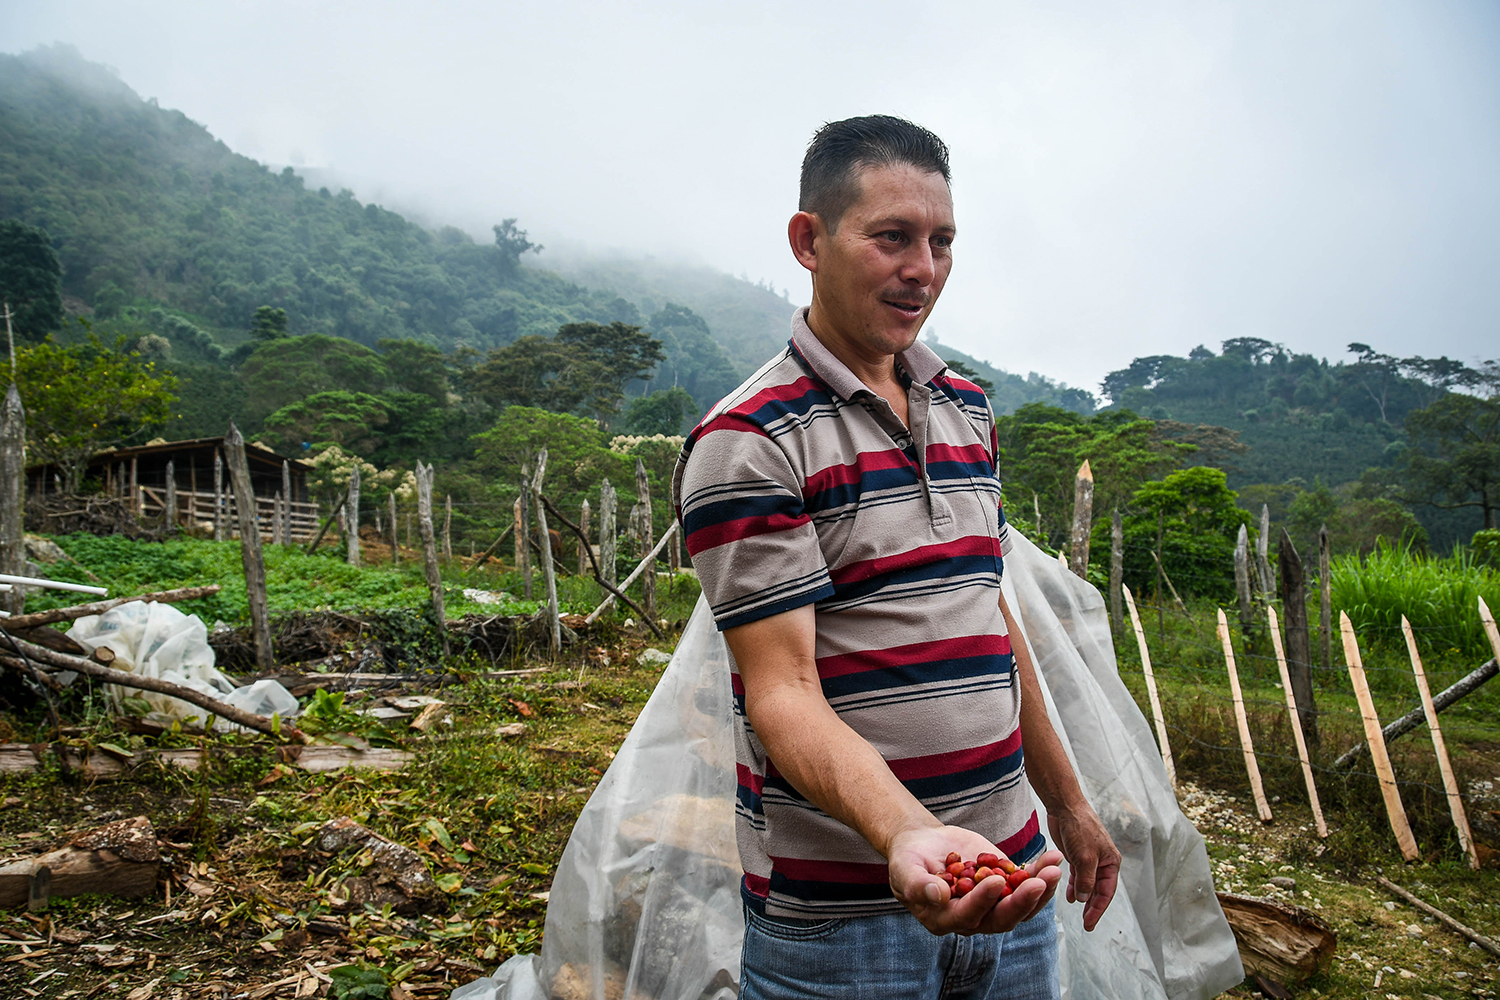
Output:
(65, 600), (299, 729)
(457, 530), (1241, 1000)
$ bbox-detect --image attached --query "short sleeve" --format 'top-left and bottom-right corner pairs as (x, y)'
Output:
(675, 416), (835, 630)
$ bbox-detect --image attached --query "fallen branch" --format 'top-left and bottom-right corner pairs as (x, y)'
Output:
(304, 493), (348, 554)
(0, 585), (222, 631)
(0, 816), (159, 909)
(3, 634), (309, 743)
(470, 524), (514, 569)
(1333, 658), (1498, 769)
(540, 495), (664, 640)
(1375, 875), (1500, 957)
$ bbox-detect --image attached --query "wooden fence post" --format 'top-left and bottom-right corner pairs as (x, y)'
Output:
(1109, 508), (1123, 633)
(1277, 528), (1319, 748)
(1068, 459), (1093, 580)
(281, 461), (292, 545)
(1123, 584), (1175, 788)
(1267, 605), (1328, 837)
(1217, 607), (1274, 823)
(1319, 525), (1332, 671)
(517, 468), (532, 599)
(669, 518), (682, 575)
(635, 458), (655, 621)
(1401, 616), (1477, 869)
(415, 462), (449, 656)
(388, 492), (399, 566)
(1234, 524), (1255, 635)
(442, 495), (452, 564)
(531, 450), (561, 654)
(213, 451), (224, 542)
(165, 460), (177, 532)
(130, 456), (139, 516)
(1256, 504), (1275, 601)
(0, 383), (25, 616)
(1340, 611), (1419, 861)
(224, 422), (273, 672)
(1032, 492), (1042, 542)
(600, 479), (617, 588)
(577, 499), (591, 579)
(346, 465), (361, 567)
(1484, 597), (1500, 665)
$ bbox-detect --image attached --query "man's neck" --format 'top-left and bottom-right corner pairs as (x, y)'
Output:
(803, 305), (903, 392)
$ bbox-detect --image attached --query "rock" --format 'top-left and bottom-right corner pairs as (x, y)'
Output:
(496, 723), (528, 737)
(1405, 924), (1424, 937)
(1268, 876), (1296, 892)
(636, 648), (672, 667)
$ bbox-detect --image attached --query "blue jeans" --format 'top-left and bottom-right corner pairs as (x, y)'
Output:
(740, 899), (1059, 1000)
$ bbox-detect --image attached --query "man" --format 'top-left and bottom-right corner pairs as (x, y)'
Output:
(672, 116), (1120, 999)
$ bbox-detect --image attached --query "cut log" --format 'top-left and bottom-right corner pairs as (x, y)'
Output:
(0, 816), (159, 909)
(0, 742), (408, 779)
(1217, 892), (1337, 985)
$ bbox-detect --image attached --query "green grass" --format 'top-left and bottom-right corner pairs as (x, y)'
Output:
(23, 533), (702, 629)
(1332, 540), (1500, 661)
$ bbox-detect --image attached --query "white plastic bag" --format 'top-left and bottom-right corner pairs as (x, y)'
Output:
(464, 530), (1242, 1000)
(66, 600), (299, 730)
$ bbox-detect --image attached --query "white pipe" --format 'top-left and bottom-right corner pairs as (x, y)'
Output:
(0, 574), (108, 596)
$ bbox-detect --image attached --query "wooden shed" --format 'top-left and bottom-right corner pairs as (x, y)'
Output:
(27, 437), (319, 542)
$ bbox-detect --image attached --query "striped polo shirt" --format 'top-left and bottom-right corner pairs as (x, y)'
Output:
(672, 308), (1042, 919)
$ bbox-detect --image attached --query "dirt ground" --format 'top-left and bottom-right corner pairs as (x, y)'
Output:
(2, 625), (1498, 1000)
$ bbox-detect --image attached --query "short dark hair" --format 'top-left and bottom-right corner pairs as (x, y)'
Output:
(799, 115), (951, 230)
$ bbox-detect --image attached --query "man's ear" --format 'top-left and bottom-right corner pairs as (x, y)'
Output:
(788, 211), (822, 274)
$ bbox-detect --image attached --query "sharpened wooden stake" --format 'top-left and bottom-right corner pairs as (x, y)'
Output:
(530, 449), (561, 654)
(1218, 608), (1273, 823)
(1401, 616), (1477, 869)
(1482, 597), (1500, 668)
(1340, 611), (1418, 861)
(1123, 584), (1174, 788)
(1267, 605), (1327, 837)
(1068, 459), (1093, 580)
(415, 462), (448, 656)
(224, 422), (273, 672)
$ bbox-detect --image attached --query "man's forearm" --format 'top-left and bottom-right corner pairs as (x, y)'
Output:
(745, 677), (940, 858)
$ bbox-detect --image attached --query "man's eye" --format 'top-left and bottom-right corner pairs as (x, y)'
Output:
(879, 231), (906, 243)
(932, 236), (954, 250)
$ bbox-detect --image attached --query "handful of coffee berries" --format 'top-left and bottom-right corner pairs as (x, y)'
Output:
(940, 851), (1032, 900)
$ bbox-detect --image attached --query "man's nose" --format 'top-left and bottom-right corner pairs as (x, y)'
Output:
(900, 241), (937, 285)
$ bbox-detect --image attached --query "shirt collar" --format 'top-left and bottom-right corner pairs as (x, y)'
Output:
(789, 307), (948, 401)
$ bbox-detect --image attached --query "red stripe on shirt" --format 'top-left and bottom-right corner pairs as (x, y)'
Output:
(687, 512), (809, 553)
(803, 448), (913, 494)
(997, 811), (1041, 858)
(816, 634), (1011, 679)
(829, 535), (997, 587)
(885, 728), (1024, 782)
(769, 856), (890, 884)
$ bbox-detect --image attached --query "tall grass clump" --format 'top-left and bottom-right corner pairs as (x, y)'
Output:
(1331, 539), (1500, 659)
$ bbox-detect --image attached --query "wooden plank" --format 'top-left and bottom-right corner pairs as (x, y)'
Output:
(1123, 584), (1175, 788)
(1483, 597), (1500, 667)
(1217, 607), (1273, 822)
(1339, 611), (1418, 861)
(1403, 616), (1479, 869)
(1267, 606), (1328, 837)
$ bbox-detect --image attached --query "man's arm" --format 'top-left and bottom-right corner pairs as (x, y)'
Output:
(998, 589), (1121, 932)
(724, 604), (1063, 936)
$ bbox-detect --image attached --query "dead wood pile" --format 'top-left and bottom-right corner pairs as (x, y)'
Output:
(23, 493), (165, 541)
(210, 608), (589, 673)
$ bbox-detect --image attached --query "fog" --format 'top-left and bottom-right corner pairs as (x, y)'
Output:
(3, 0), (1498, 390)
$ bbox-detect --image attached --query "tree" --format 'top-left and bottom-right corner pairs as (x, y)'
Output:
(262, 390), (391, 455)
(645, 304), (741, 414)
(1397, 382), (1500, 529)
(472, 406), (633, 512)
(493, 219), (542, 276)
(14, 333), (177, 491)
(625, 387), (696, 435)
(1120, 466), (1249, 601)
(0, 220), (63, 343)
(239, 334), (389, 422)
(945, 359), (994, 395)
(251, 305), (290, 341)
(472, 323), (665, 426)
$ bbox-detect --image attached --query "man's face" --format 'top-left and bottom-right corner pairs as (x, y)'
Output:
(804, 163), (955, 362)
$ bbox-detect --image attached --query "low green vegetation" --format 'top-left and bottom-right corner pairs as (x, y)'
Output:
(1333, 542), (1500, 661)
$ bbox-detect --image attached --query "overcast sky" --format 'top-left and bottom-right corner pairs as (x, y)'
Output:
(4, 1), (1498, 391)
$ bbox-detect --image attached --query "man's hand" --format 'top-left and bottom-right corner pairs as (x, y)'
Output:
(1046, 803), (1120, 932)
(887, 825), (1063, 936)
